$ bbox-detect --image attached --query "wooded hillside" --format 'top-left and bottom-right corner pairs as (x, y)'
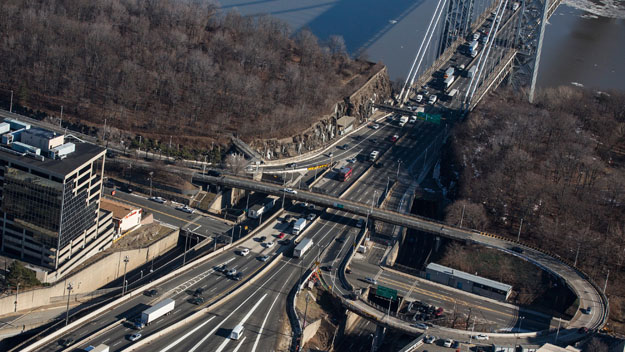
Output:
(0, 0), (364, 147)
(445, 87), (625, 330)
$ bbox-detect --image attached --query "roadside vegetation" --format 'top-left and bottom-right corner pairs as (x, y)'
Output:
(443, 87), (625, 331)
(0, 0), (370, 152)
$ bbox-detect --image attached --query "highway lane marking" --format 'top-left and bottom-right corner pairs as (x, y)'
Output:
(208, 293), (268, 352)
(160, 316), (216, 352)
(231, 336), (247, 352)
(107, 195), (203, 227)
(168, 257), (236, 297)
(170, 256), (296, 352)
(251, 271), (296, 352)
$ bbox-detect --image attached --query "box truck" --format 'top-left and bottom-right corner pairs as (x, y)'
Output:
(398, 115), (409, 127)
(293, 218), (307, 235)
(444, 67), (454, 79)
(294, 238), (313, 258)
(467, 66), (478, 78)
(141, 298), (175, 325)
(444, 75), (455, 90)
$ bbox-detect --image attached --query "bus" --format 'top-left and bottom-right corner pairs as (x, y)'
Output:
(338, 167), (353, 181)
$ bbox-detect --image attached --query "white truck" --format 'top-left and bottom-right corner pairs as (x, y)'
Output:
(369, 150), (379, 161)
(293, 218), (307, 235)
(248, 204), (265, 219)
(467, 66), (478, 78)
(84, 345), (110, 352)
(141, 298), (175, 325)
(293, 238), (313, 258)
(444, 75), (455, 90)
(447, 89), (459, 100)
(469, 40), (479, 57)
(398, 115), (408, 127)
(444, 67), (454, 79)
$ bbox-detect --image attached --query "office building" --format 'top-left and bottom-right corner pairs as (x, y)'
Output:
(0, 120), (114, 282)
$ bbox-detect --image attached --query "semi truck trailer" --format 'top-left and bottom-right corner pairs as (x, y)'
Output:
(141, 298), (175, 325)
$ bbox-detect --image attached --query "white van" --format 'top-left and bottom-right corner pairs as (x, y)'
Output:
(230, 325), (244, 340)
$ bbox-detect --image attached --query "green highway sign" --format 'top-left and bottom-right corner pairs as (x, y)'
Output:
(376, 285), (398, 300)
(333, 202), (344, 209)
(415, 112), (441, 124)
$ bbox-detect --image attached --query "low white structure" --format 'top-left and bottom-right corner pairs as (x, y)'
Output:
(100, 198), (142, 238)
(425, 263), (512, 301)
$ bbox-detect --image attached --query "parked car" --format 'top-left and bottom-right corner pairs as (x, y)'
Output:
(129, 333), (142, 342)
(277, 232), (286, 239)
(356, 218), (365, 228)
(443, 338), (453, 347)
(307, 214), (316, 221)
(286, 163), (297, 168)
(428, 94), (438, 105)
(264, 241), (275, 248)
(258, 236), (267, 242)
(415, 94), (423, 103)
(424, 335), (436, 344)
(473, 334), (489, 340)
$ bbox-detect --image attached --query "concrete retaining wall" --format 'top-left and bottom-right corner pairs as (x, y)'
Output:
(0, 227), (179, 317)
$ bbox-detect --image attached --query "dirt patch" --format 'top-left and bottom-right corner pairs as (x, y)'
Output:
(438, 242), (576, 317)
(111, 222), (176, 249)
(295, 287), (343, 351)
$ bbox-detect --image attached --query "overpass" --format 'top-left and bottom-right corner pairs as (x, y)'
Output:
(198, 174), (609, 335)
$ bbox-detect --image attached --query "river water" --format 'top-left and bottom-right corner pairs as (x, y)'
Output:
(212, 0), (625, 91)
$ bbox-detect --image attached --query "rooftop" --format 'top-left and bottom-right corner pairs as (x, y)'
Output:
(100, 198), (140, 220)
(426, 262), (512, 293)
(0, 142), (104, 178)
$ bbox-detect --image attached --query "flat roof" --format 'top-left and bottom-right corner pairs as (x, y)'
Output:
(0, 142), (104, 178)
(426, 262), (512, 292)
(337, 115), (356, 127)
(100, 198), (140, 220)
(23, 127), (61, 140)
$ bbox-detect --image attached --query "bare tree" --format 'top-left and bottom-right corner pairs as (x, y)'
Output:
(224, 153), (247, 176)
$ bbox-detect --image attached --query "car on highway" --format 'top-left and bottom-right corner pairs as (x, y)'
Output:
(371, 123), (380, 130)
(226, 269), (237, 276)
(340, 144), (349, 150)
(258, 236), (267, 242)
(443, 338), (453, 347)
(473, 32), (480, 41)
(428, 95), (438, 105)
(415, 94), (423, 103)
(328, 152), (334, 158)
(190, 297), (204, 305)
(473, 334), (489, 341)
(424, 335), (436, 344)
(584, 306), (592, 314)
(356, 219), (365, 228)
(323, 265), (332, 271)
(129, 333), (142, 342)
(336, 237), (345, 243)
(149, 196), (166, 204)
(412, 322), (428, 330)
(215, 264), (227, 272)
(365, 277), (377, 285)
(282, 187), (297, 194)
(258, 255), (269, 262)
(286, 163), (297, 168)
(278, 232), (286, 239)
(511, 246), (524, 253)
(264, 241), (275, 248)
(59, 337), (74, 347)
(234, 272), (243, 281)
(176, 205), (195, 214)
(284, 214), (292, 222)
(390, 134), (399, 142)
(144, 289), (158, 297)
(194, 287), (205, 296)
(347, 157), (357, 163)
(307, 213), (316, 221)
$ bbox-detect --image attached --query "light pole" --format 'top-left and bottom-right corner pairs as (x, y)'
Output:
(149, 171), (154, 197)
(384, 176), (390, 197)
(183, 232), (190, 265)
(517, 218), (524, 242)
(555, 317), (562, 343)
(515, 316), (525, 349)
(396, 159), (402, 180)
(573, 243), (581, 267)
(14, 283), (20, 312)
(9, 90), (13, 113)
(460, 204), (466, 228)
(121, 256), (129, 296)
(65, 282), (73, 326)
(365, 190), (377, 230)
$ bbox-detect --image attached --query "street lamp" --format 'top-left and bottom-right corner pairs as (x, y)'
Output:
(149, 171), (154, 197)
(9, 90), (13, 113)
(65, 282), (73, 326)
(515, 316), (525, 348)
(396, 159), (402, 180)
(121, 256), (129, 296)
(14, 283), (20, 313)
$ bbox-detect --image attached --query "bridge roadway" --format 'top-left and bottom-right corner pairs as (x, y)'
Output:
(200, 175), (608, 334)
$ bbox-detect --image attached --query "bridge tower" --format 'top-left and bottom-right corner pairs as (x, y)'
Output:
(510, 0), (552, 102)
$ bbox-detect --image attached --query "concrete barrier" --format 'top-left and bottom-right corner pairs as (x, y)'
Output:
(20, 209), (284, 352)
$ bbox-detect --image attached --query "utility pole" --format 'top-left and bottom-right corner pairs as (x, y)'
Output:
(14, 283), (20, 313)
(183, 232), (190, 265)
(460, 204), (466, 227)
(60, 105), (63, 127)
(604, 269), (610, 293)
(65, 282), (73, 326)
(517, 218), (524, 242)
(9, 90), (13, 113)
(574, 243), (581, 267)
(202, 155), (207, 174)
(149, 171), (154, 197)
(121, 256), (129, 296)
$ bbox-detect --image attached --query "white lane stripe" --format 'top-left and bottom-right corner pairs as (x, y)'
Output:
(251, 271), (295, 352)
(160, 316), (216, 352)
(231, 336), (247, 352)
(213, 294), (267, 352)
(180, 258), (294, 352)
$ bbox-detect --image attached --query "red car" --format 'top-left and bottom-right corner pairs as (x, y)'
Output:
(390, 134), (399, 142)
(278, 232), (286, 239)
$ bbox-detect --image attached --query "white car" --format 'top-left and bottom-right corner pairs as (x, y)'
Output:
(264, 241), (275, 248)
(129, 333), (142, 342)
(424, 335), (436, 344)
(415, 94), (423, 103)
(149, 196), (166, 204)
(282, 188), (297, 194)
(306, 214), (316, 221)
(473, 32), (480, 41)
(443, 338), (453, 347)
(365, 277), (377, 285)
(474, 334), (489, 340)
(428, 95), (437, 105)
(176, 205), (195, 214)
(347, 157), (357, 163)
(371, 123), (380, 130)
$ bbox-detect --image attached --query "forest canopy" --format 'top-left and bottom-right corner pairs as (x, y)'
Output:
(0, 0), (363, 145)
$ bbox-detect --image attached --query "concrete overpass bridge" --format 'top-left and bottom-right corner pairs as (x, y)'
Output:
(197, 174), (608, 337)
